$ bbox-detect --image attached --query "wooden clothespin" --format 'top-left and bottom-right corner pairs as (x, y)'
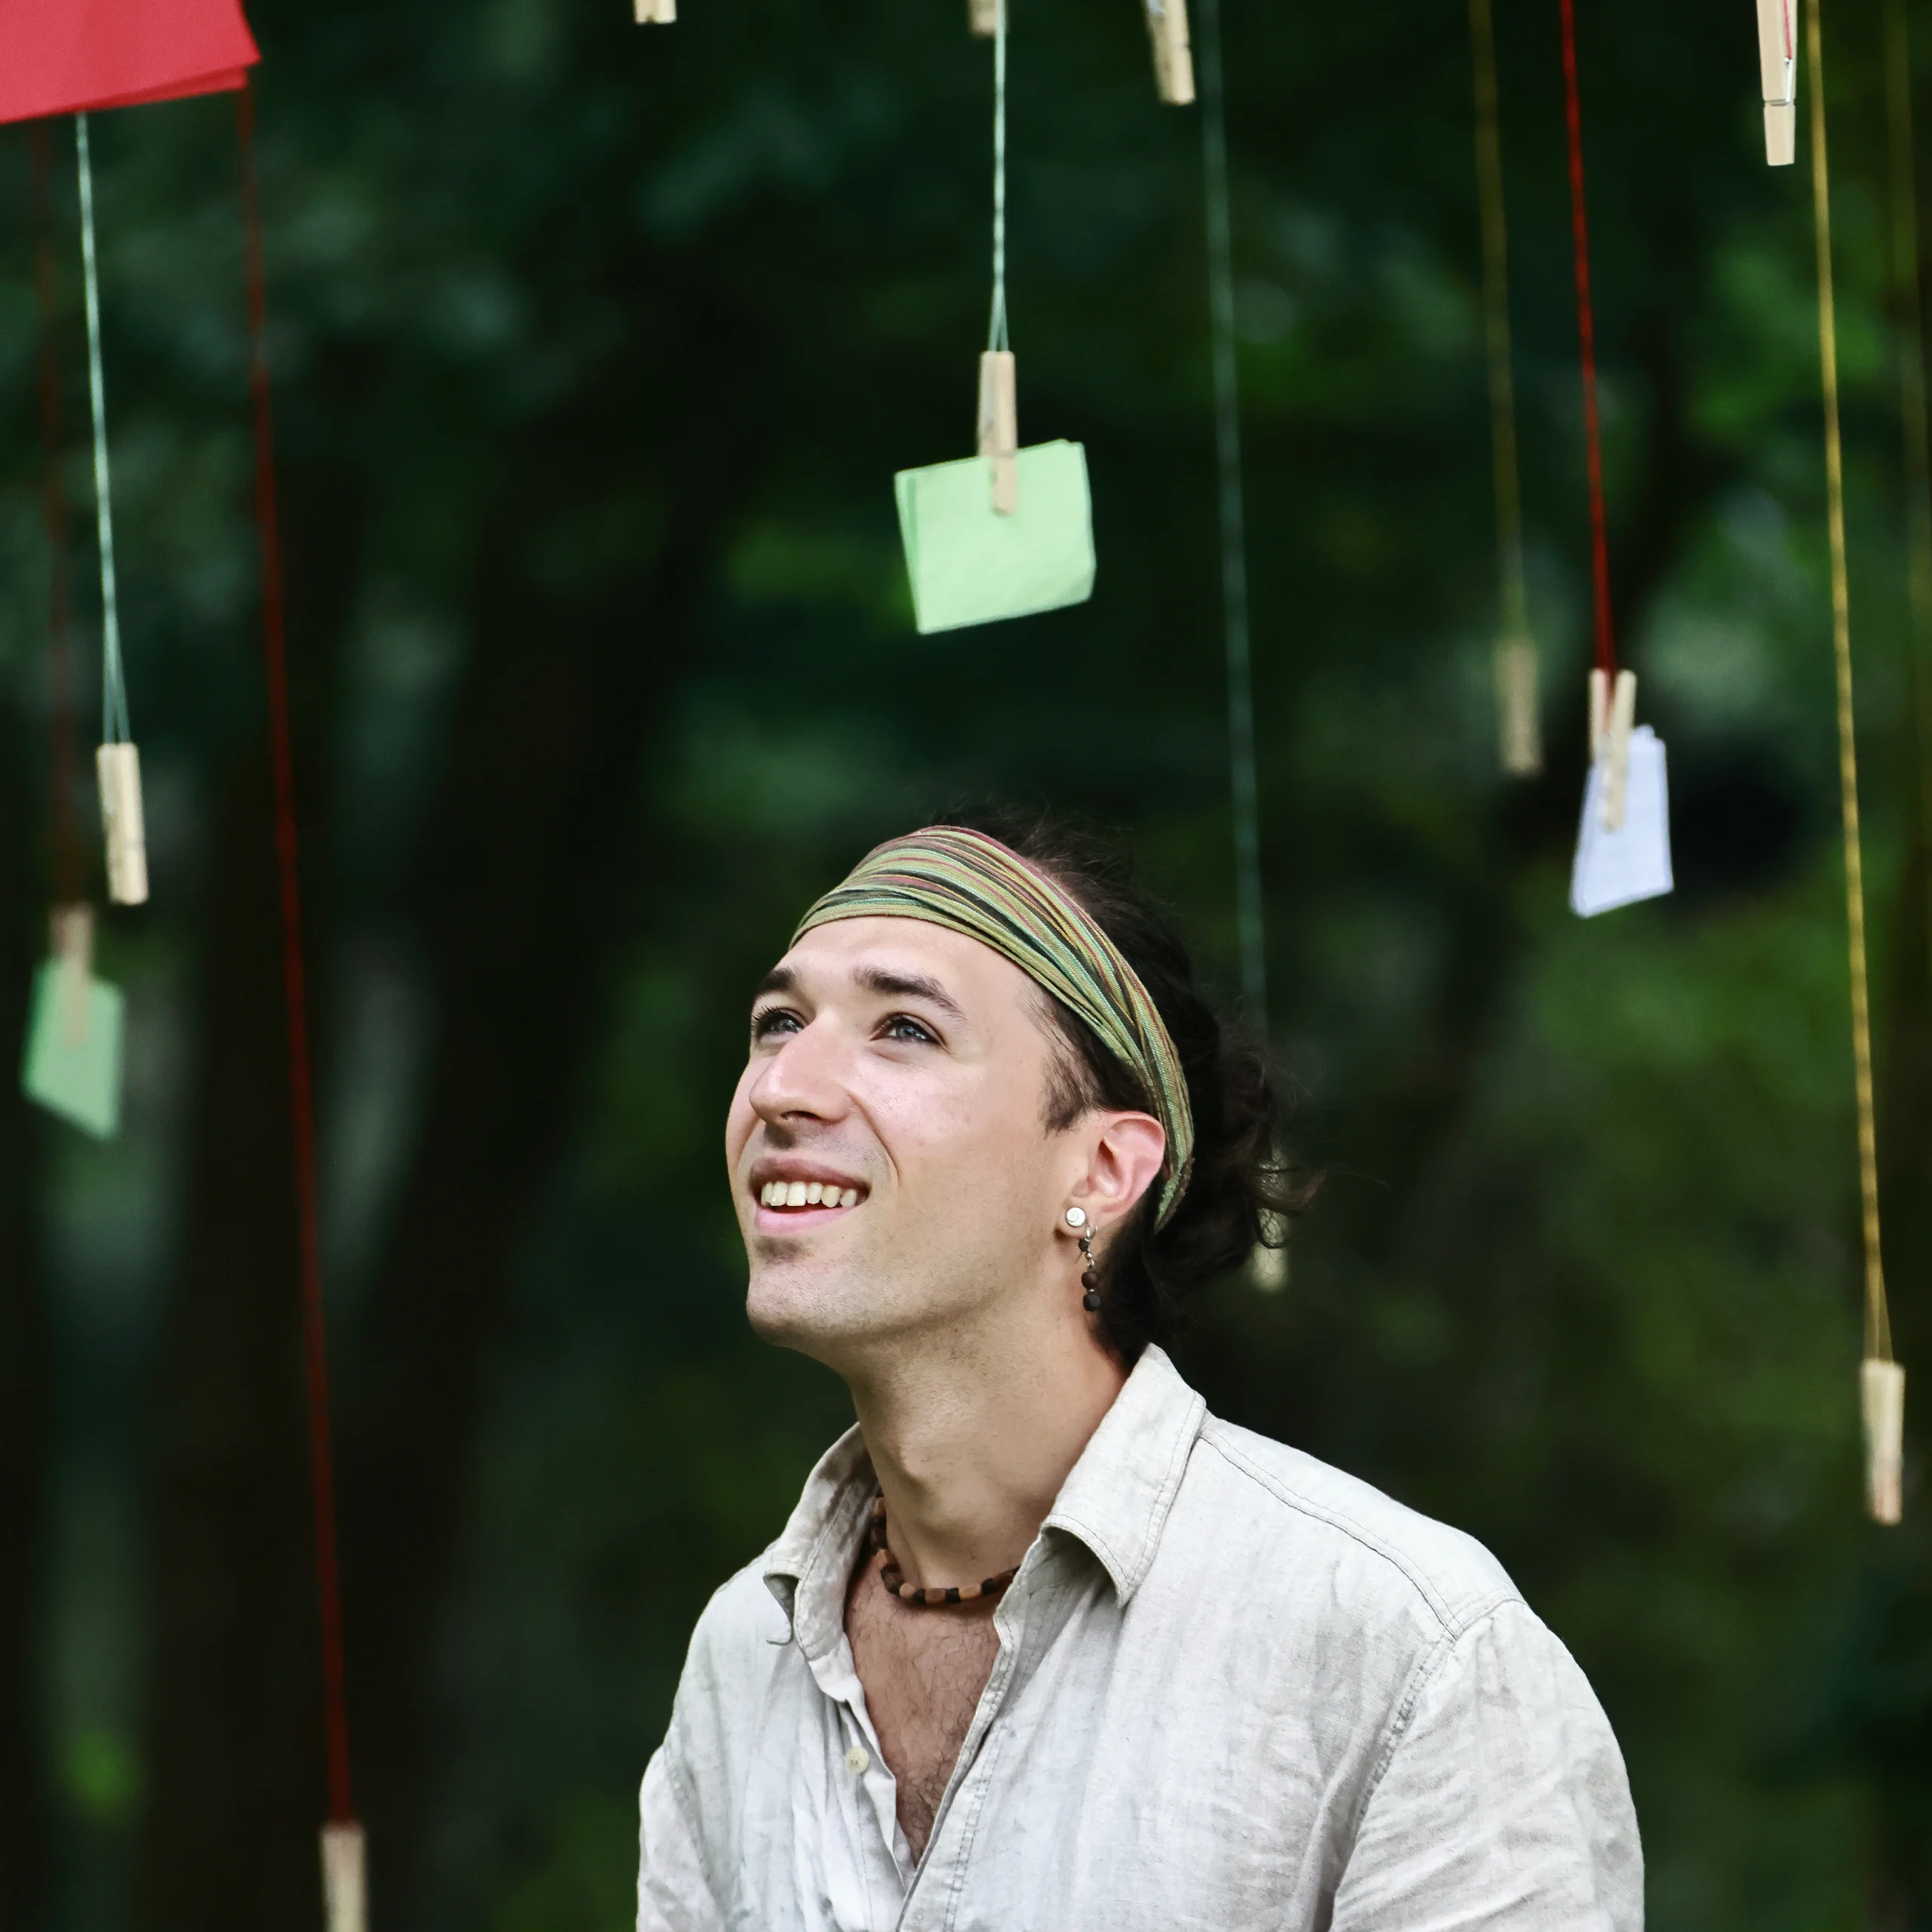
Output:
(1755, 0), (1796, 166)
(50, 903), (95, 1048)
(321, 1822), (368, 1932)
(1497, 636), (1543, 777)
(1862, 1358), (1906, 1525)
(969, 0), (1001, 35)
(1588, 667), (1636, 831)
(96, 742), (148, 906)
(633, 0), (675, 22)
(1144, 0), (1195, 106)
(978, 351), (1018, 515)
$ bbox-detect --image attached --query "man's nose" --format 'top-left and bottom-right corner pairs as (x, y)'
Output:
(749, 1018), (852, 1129)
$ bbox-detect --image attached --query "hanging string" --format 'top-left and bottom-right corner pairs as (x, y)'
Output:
(237, 81), (355, 1829)
(986, 0), (1010, 353)
(1197, 0), (1266, 1018)
(1806, 0), (1894, 1374)
(1469, 0), (1541, 775)
(75, 113), (131, 749)
(1884, 0), (1932, 987)
(1556, 0), (1617, 685)
(31, 122), (81, 906)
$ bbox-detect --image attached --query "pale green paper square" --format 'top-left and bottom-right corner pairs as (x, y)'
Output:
(895, 440), (1096, 634)
(20, 961), (125, 1140)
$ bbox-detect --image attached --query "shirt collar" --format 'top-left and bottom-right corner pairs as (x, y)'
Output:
(761, 1343), (1208, 1640)
(1041, 1344), (1206, 1603)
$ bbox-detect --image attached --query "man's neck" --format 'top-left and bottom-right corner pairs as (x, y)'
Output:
(844, 1300), (1128, 1593)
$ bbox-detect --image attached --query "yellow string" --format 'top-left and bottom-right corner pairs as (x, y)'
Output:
(1808, 0), (1894, 1367)
(1467, 0), (1539, 774)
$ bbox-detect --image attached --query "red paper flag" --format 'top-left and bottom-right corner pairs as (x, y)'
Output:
(0, 0), (259, 128)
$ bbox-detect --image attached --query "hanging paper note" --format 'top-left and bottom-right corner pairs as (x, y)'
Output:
(1571, 724), (1672, 917)
(897, 441), (1095, 633)
(0, 0), (259, 127)
(1144, 0), (1195, 104)
(1755, 0), (1797, 167)
(969, 0), (1000, 33)
(632, 0), (675, 20)
(20, 958), (125, 1140)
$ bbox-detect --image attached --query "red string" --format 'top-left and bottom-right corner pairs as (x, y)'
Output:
(29, 121), (80, 907)
(237, 79), (355, 1828)
(1558, 0), (1617, 680)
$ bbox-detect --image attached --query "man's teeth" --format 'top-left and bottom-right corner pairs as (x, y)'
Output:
(759, 1180), (860, 1209)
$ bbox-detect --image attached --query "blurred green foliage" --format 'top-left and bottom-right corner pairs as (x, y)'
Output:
(4, 0), (1932, 1926)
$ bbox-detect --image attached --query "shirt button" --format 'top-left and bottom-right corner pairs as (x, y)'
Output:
(844, 1745), (869, 1775)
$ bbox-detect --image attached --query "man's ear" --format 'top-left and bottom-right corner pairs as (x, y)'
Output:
(1074, 1112), (1167, 1233)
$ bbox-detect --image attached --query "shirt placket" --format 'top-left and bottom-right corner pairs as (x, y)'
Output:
(805, 1632), (920, 1909)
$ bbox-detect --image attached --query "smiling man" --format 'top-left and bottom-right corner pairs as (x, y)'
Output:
(637, 820), (1641, 1932)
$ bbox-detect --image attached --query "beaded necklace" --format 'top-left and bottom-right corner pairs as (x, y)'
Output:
(866, 1494), (1019, 1607)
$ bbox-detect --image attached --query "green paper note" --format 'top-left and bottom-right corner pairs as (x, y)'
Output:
(895, 440), (1096, 634)
(20, 960), (125, 1140)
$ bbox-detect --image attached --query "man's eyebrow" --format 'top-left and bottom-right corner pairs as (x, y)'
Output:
(854, 964), (966, 1022)
(750, 965), (795, 1002)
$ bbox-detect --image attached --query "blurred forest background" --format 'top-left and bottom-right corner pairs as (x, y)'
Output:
(2, 0), (1930, 1924)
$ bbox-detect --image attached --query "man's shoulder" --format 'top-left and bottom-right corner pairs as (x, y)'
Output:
(673, 1558), (797, 1712)
(1184, 1414), (1521, 1638)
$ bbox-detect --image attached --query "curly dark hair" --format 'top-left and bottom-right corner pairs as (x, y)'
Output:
(956, 810), (1315, 1363)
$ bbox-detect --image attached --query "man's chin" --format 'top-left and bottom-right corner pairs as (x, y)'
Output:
(743, 1262), (916, 1363)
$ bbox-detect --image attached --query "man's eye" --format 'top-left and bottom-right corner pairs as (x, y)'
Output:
(881, 1014), (937, 1045)
(753, 1008), (803, 1040)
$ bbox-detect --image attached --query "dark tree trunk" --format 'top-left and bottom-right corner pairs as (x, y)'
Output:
(0, 686), (52, 1932)
(137, 745), (327, 1932)
(137, 392), (368, 1932)
(340, 288), (771, 1927)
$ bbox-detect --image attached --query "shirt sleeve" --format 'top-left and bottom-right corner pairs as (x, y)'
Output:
(637, 1727), (724, 1932)
(1331, 1599), (1643, 1932)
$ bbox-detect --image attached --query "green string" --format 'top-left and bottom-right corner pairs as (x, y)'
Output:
(76, 112), (131, 749)
(1197, 0), (1265, 1020)
(987, 0), (1010, 352)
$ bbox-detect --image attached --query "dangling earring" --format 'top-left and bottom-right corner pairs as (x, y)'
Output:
(1064, 1205), (1100, 1312)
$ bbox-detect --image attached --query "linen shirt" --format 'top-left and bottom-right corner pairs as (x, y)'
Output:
(636, 1346), (1642, 1932)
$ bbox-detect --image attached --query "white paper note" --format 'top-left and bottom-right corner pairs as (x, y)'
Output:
(1570, 725), (1674, 917)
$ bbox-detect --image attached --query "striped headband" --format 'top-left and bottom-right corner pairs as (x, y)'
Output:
(792, 826), (1195, 1228)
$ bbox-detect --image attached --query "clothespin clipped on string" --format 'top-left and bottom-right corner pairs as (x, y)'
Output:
(51, 903), (94, 1048)
(321, 1822), (368, 1932)
(977, 351), (1018, 515)
(1496, 638), (1542, 777)
(1862, 1358), (1906, 1525)
(633, 0), (675, 21)
(1589, 666), (1635, 829)
(1755, 0), (1797, 165)
(1143, 0), (1195, 105)
(969, 0), (1001, 35)
(97, 740), (147, 904)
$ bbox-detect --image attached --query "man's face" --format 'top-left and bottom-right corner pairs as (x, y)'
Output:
(726, 916), (1086, 1366)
